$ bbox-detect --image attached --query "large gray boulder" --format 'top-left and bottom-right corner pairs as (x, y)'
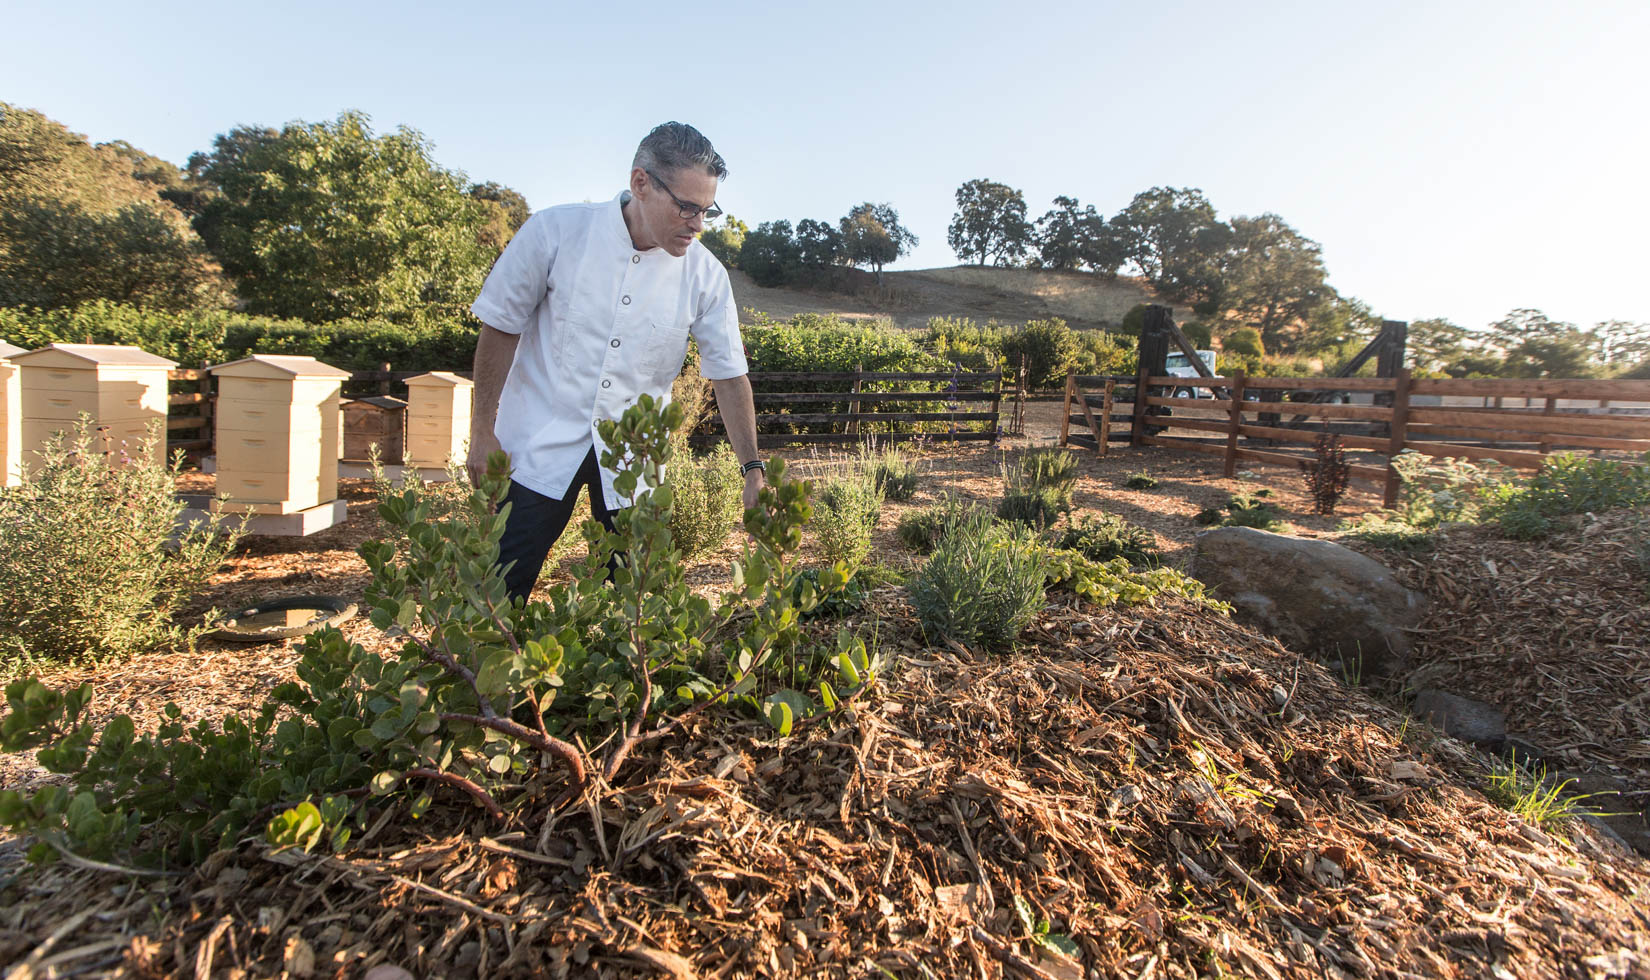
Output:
(1190, 526), (1425, 675)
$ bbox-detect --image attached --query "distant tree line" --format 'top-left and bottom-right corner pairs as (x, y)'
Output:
(942, 178), (1650, 377)
(702, 203), (919, 289)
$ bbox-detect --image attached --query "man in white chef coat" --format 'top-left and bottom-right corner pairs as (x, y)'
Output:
(466, 122), (762, 601)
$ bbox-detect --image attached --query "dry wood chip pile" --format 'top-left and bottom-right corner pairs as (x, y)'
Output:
(1394, 509), (1650, 790)
(3, 597), (1649, 979)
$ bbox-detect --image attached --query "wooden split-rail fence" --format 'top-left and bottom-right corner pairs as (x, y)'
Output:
(166, 365), (1009, 456)
(1060, 368), (1650, 506)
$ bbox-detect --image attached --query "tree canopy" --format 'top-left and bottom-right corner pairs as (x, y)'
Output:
(0, 103), (230, 311)
(840, 202), (917, 285)
(1033, 196), (1119, 274)
(946, 179), (1032, 267)
(1216, 214), (1333, 353)
(184, 111), (497, 323)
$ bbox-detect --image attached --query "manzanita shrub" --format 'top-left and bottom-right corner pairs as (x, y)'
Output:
(0, 395), (880, 867)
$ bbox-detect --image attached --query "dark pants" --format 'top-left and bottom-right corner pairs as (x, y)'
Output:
(497, 447), (622, 602)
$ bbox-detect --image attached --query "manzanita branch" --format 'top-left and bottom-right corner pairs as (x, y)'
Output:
(405, 767), (503, 820)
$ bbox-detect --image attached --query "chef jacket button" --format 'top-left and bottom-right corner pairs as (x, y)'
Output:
(621, 295), (631, 305)
(601, 379), (612, 388)
(631, 255), (641, 264)
(610, 339), (621, 348)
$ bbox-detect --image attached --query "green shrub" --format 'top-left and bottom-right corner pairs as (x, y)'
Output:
(908, 513), (1047, 652)
(1000, 318), (1080, 390)
(896, 495), (982, 553)
(1124, 470), (1158, 490)
(0, 419), (244, 669)
(997, 487), (1068, 530)
(1019, 448), (1080, 495)
(1053, 512), (1159, 567)
(667, 444), (744, 560)
(1193, 507), (1225, 526)
(1224, 327), (1264, 359)
(1338, 513), (1435, 553)
(1043, 549), (1230, 612)
(1388, 450), (1518, 528)
(814, 471), (885, 567)
(1223, 493), (1284, 530)
(0, 396), (881, 866)
(866, 445), (921, 502)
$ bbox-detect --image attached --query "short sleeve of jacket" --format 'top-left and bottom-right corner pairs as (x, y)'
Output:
(470, 210), (558, 335)
(690, 261), (748, 380)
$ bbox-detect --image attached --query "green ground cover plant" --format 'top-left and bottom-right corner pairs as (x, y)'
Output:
(896, 495), (983, 553)
(813, 470), (885, 568)
(0, 419), (243, 671)
(1052, 512), (1159, 567)
(865, 444), (921, 502)
(0, 396), (879, 867)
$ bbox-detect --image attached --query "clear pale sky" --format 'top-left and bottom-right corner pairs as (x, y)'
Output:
(6, 0), (1647, 332)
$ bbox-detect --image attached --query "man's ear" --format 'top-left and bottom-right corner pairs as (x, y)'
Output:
(628, 167), (649, 197)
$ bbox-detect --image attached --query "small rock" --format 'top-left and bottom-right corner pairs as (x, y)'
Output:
(1413, 690), (1506, 748)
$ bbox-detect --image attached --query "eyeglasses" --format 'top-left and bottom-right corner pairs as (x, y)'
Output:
(645, 169), (722, 221)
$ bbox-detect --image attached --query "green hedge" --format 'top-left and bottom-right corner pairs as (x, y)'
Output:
(0, 301), (479, 372)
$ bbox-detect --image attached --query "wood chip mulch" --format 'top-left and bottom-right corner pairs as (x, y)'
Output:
(3, 592), (1648, 978)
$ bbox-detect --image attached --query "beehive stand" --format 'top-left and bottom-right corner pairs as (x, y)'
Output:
(208, 354), (351, 536)
(10, 343), (177, 474)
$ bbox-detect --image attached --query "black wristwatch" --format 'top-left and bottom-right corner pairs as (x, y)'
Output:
(741, 459), (766, 476)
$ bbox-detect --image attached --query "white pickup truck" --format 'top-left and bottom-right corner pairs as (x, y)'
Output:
(1165, 350), (1218, 398)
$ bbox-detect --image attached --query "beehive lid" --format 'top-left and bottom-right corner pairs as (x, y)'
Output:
(405, 371), (473, 388)
(0, 341), (25, 360)
(210, 354), (352, 380)
(11, 343), (177, 370)
(346, 395), (408, 412)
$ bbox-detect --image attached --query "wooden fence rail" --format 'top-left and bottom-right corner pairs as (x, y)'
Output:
(1061, 368), (1650, 506)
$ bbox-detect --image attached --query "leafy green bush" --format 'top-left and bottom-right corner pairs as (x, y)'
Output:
(1124, 469), (1158, 490)
(814, 470), (885, 567)
(896, 495), (982, 553)
(667, 444), (744, 560)
(1387, 450), (1517, 528)
(1053, 512), (1159, 567)
(1000, 318), (1081, 390)
(908, 513), (1047, 652)
(1193, 507), (1225, 526)
(866, 445), (921, 502)
(0, 396), (881, 867)
(0, 419), (243, 669)
(1043, 550), (1229, 612)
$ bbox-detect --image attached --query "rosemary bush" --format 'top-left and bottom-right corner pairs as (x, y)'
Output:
(667, 443), (744, 560)
(908, 512), (1047, 652)
(1052, 512), (1159, 567)
(814, 470), (884, 568)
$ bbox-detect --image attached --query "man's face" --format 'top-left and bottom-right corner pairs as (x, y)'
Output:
(632, 166), (719, 257)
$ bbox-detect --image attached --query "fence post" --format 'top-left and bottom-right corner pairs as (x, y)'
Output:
(1538, 395), (1556, 454)
(1383, 368), (1412, 508)
(848, 363), (863, 438)
(989, 367), (1003, 444)
(1130, 306), (1171, 446)
(378, 361), (392, 397)
(1015, 354), (1028, 436)
(1224, 368), (1246, 477)
(1059, 370), (1075, 447)
(1099, 380), (1114, 457)
(1373, 320), (1408, 409)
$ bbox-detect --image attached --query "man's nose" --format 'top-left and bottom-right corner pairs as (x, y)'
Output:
(687, 212), (705, 233)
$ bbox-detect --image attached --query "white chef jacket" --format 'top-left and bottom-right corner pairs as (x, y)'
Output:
(470, 191), (748, 510)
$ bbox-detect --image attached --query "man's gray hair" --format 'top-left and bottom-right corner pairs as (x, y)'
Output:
(633, 122), (727, 181)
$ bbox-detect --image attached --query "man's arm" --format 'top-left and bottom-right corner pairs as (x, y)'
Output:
(709, 374), (765, 511)
(467, 324), (520, 485)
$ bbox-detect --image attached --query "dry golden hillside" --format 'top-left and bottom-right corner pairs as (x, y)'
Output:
(732, 265), (1161, 331)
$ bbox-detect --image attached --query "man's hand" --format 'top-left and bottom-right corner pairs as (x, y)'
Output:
(743, 467), (764, 513)
(467, 427), (505, 487)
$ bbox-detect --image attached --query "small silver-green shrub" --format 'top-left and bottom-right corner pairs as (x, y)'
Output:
(667, 444), (744, 560)
(814, 470), (884, 568)
(0, 419), (244, 668)
(908, 512), (1046, 652)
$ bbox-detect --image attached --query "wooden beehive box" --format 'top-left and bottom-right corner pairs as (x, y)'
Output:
(210, 354), (350, 515)
(403, 372), (473, 467)
(0, 341), (23, 486)
(11, 343), (177, 471)
(342, 395), (406, 461)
